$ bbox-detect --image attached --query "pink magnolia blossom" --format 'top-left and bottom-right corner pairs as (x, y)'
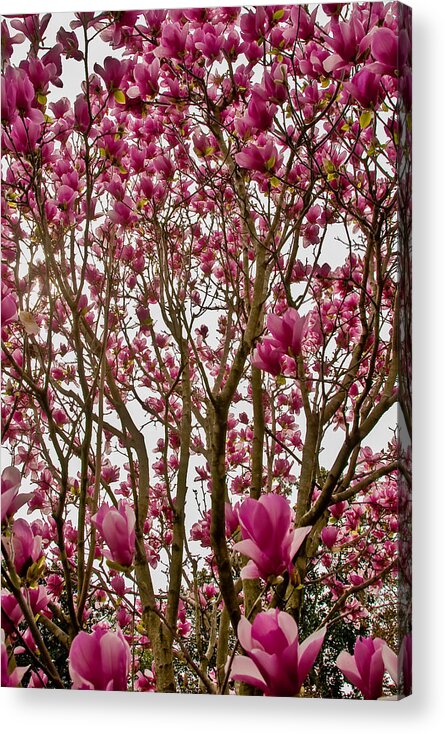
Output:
(91, 500), (136, 568)
(8, 518), (43, 577)
(46, 573), (64, 597)
(267, 308), (307, 356)
(155, 23), (188, 59)
(337, 635), (386, 699)
(1, 632), (28, 687)
(323, 16), (368, 74)
(225, 501), (240, 537)
(233, 494), (311, 582)
(28, 670), (48, 687)
(251, 340), (285, 376)
(231, 609), (326, 696)
(195, 29), (224, 63)
(56, 27), (83, 61)
(239, 7), (268, 44)
(285, 6), (316, 42)
(238, 95), (277, 134)
(252, 309), (307, 376)
(368, 27), (398, 77)
(382, 633), (412, 696)
(7, 116), (41, 154)
(10, 14), (51, 51)
(2, 66), (38, 122)
(1, 20), (25, 65)
(134, 665), (156, 692)
(108, 197), (138, 227)
(1, 591), (24, 636)
(321, 526), (339, 549)
(343, 68), (381, 109)
(235, 140), (281, 174)
(94, 56), (129, 92)
(69, 625), (131, 691)
(128, 60), (160, 99)
(73, 95), (90, 132)
(1, 465), (32, 523)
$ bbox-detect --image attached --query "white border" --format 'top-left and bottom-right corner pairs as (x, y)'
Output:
(2, 1), (445, 733)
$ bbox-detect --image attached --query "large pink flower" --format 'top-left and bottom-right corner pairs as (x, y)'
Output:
(343, 68), (382, 109)
(1, 631), (28, 687)
(382, 633), (412, 696)
(8, 518), (43, 577)
(233, 494), (311, 582)
(1, 287), (18, 328)
(267, 308), (306, 356)
(91, 501), (136, 568)
(1, 466), (32, 523)
(337, 635), (386, 699)
(69, 626), (131, 691)
(368, 27), (398, 77)
(231, 609), (326, 696)
(252, 309), (307, 376)
(1, 591), (24, 636)
(235, 140), (281, 174)
(251, 340), (285, 376)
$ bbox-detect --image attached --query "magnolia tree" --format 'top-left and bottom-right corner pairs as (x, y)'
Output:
(1, 3), (411, 697)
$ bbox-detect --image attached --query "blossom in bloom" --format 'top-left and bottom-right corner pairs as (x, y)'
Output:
(68, 626), (131, 691)
(7, 117), (41, 154)
(73, 95), (90, 132)
(135, 665), (156, 692)
(225, 502), (240, 537)
(239, 7), (268, 44)
(108, 197), (138, 227)
(128, 60), (160, 99)
(1, 632), (28, 687)
(336, 635), (386, 699)
(235, 140), (281, 174)
(46, 573), (64, 598)
(368, 27), (398, 77)
(343, 68), (381, 109)
(382, 633), (412, 696)
(251, 340), (285, 376)
(230, 609), (326, 696)
(26, 585), (49, 618)
(1, 285), (18, 328)
(1, 466), (32, 523)
(323, 16), (368, 74)
(28, 670), (48, 687)
(267, 308), (306, 356)
(8, 518), (43, 577)
(56, 27), (83, 61)
(321, 525), (339, 549)
(1, 20), (25, 65)
(155, 22), (188, 59)
(91, 500), (136, 568)
(252, 309), (307, 376)
(233, 494), (311, 582)
(93, 56), (129, 92)
(1, 591), (24, 636)
(238, 95), (277, 134)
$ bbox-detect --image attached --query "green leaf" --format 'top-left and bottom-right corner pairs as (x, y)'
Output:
(113, 89), (126, 105)
(273, 9), (285, 20)
(359, 110), (373, 129)
(37, 93), (47, 106)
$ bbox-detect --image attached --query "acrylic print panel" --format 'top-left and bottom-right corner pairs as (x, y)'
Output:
(1, 2), (412, 698)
